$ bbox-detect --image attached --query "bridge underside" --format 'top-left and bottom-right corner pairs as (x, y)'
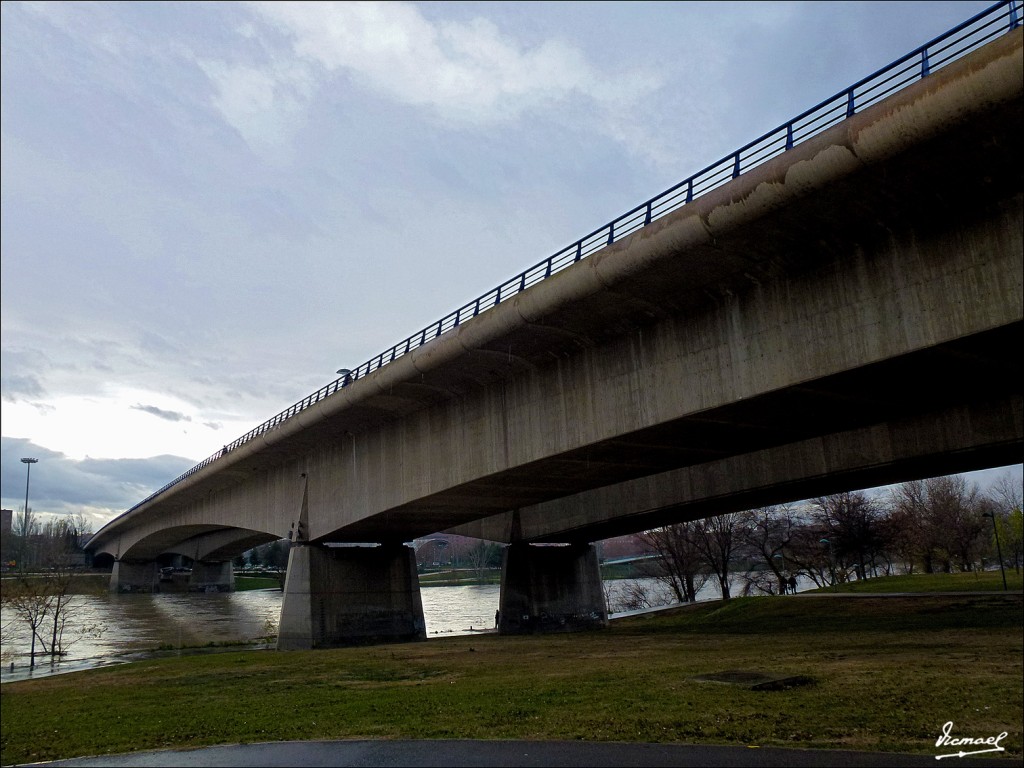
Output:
(86, 30), (1022, 646)
(387, 323), (1023, 543)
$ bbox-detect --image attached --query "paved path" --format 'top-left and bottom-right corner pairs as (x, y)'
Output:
(29, 740), (1013, 767)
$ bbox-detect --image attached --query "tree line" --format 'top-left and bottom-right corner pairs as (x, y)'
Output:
(1, 514), (101, 668)
(636, 472), (1023, 602)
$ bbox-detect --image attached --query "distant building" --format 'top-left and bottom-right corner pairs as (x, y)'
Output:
(1, 509), (13, 568)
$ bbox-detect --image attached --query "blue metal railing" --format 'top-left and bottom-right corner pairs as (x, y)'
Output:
(124, 1), (1021, 517)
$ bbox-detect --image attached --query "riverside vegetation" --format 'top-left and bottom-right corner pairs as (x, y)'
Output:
(1, 577), (1021, 765)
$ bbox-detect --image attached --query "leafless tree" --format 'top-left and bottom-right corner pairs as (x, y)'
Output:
(637, 522), (710, 603)
(885, 475), (992, 573)
(738, 505), (797, 595)
(692, 513), (742, 600)
(1, 514), (101, 667)
(809, 491), (887, 581)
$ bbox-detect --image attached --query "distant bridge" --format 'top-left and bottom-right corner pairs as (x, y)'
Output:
(88, 3), (1023, 649)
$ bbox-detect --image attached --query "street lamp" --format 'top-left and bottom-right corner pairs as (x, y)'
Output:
(982, 511), (1008, 591)
(20, 458), (38, 561)
(336, 368), (352, 385)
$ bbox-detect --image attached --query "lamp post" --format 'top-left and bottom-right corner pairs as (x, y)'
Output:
(20, 458), (38, 570)
(336, 368), (352, 385)
(982, 511), (1008, 591)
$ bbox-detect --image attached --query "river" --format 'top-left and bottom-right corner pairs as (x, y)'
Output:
(1, 575), (815, 683)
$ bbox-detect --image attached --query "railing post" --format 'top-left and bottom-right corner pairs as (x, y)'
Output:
(644, 201), (652, 226)
(607, 221), (615, 245)
(921, 48), (930, 77)
(1011, 1), (1020, 30)
(686, 179), (693, 204)
(732, 153), (741, 179)
(574, 241), (582, 262)
(785, 123), (794, 150)
(495, 286), (502, 305)
(846, 88), (855, 117)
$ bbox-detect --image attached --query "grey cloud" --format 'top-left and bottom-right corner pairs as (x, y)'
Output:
(130, 404), (192, 422)
(0, 436), (194, 524)
(0, 373), (47, 403)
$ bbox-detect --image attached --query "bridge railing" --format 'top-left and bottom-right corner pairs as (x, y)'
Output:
(123, 1), (1021, 518)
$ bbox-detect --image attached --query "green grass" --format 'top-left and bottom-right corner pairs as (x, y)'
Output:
(234, 576), (281, 591)
(2, 593), (1020, 765)
(811, 569), (1023, 594)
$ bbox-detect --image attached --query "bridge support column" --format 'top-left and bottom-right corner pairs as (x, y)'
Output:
(109, 560), (159, 593)
(188, 561), (235, 592)
(498, 543), (608, 635)
(277, 543), (426, 650)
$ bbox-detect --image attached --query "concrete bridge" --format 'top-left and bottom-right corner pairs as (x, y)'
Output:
(87, 13), (1023, 649)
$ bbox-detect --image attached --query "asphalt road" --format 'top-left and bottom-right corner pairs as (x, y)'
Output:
(28, 740), (1014, 767)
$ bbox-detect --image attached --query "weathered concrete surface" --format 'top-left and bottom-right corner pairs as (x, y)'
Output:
(109, 561), (159, 593)
(277, 544), (426, 649)
(188, 561), (234, 593)
(88, 29), (1023, 561)
(498, 543), (608, 635)
(454, 395), (1022, 543)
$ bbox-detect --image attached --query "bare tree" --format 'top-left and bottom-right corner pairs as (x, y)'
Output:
(929, 475), (986, 572)
(738, 505), (797, 595)
(692, 513), (741, 600)
(885, 475), (993, 573)
(809, 491), (887, 581)
(2, 515), (101, 667)
(786, 522), (835, 587)
(637, 522), (710, 603)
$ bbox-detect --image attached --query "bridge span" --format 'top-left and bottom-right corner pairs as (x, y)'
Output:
(87, 8), (1023, 649)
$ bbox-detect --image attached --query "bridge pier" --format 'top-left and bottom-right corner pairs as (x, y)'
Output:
(497, 543), (608, 635)
(188, 561), (235, 592)
(277, 543), (426, 650)
(109, 560), (159, 593)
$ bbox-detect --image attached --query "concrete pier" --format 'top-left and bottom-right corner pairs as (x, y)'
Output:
(277, 543), (426, 650)
(498, 543), (608, 635)
(109, 560), (159, 593)
(188, 561), (235, 592)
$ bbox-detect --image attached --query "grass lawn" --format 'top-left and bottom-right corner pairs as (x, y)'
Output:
(1, 591), (1020, 765)
(234, 576), (282, 591)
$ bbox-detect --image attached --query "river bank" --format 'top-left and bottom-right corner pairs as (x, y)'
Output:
(2, 592), (1020, 765)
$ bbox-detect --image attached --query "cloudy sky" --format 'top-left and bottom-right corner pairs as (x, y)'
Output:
(1, 1), (1017, 531)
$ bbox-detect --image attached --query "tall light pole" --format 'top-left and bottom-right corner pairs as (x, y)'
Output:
(20, 458), (38, 570)
(982, 511), (1008, 591)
